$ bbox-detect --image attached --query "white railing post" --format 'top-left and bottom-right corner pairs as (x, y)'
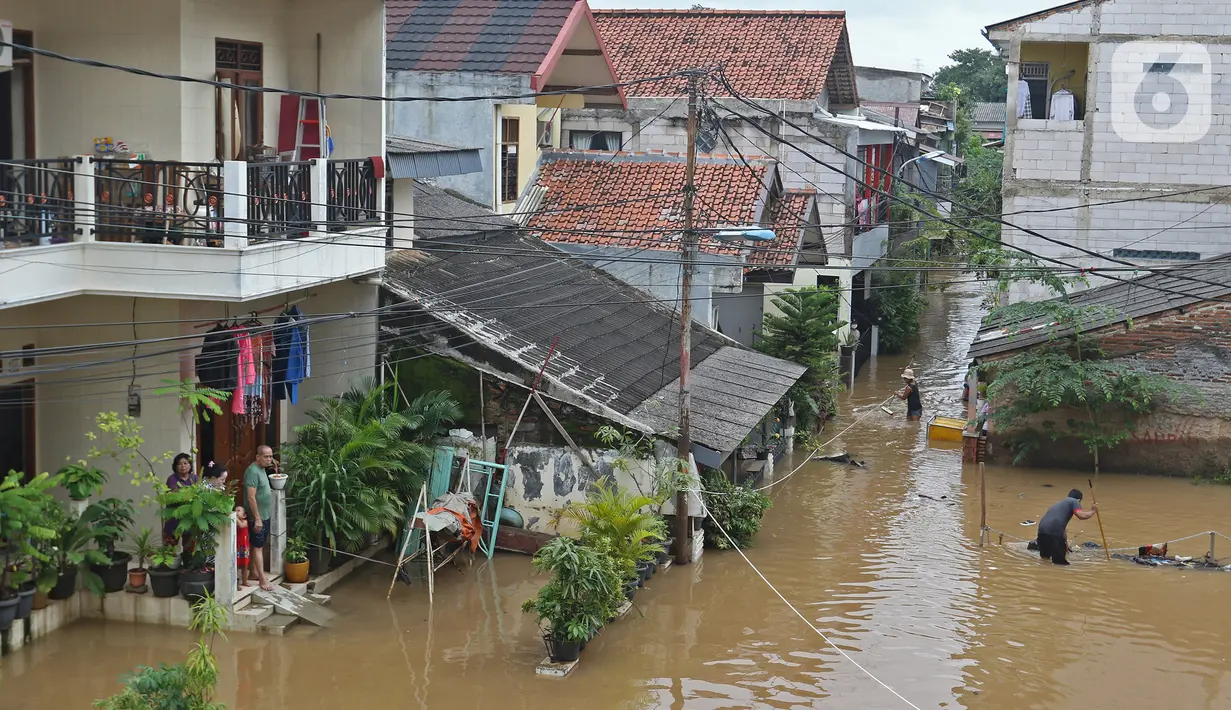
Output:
(309, 158), (328, 237)
(223, 160), (249, 249)
(73, 155), (95, 242)
(270, 489), (286, 578)
(214, 512), (237, 611)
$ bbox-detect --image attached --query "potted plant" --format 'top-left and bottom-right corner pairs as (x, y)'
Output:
(284, 537), (309, 583)
(58, 463), (107, 502)
(48, 508), (109, 600)
(521, 537), (622, 663)
(83, 497), (135, 594)
(147, 545), (181, 598)
(0, 472), (60, 629)
(157, 484), (232, 602)
(126, 527), (157, 591)
(559, 478), (666, 593)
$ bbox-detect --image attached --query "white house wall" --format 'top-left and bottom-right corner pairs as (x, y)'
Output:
(994, 0), (1231, 303)
(0, 281), (377, 532)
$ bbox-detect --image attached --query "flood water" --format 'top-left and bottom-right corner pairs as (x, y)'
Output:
(5, 289), (1231, 709)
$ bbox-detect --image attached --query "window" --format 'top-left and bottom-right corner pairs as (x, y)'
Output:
(857, 144), (894, 231)
(568, 130), (623, 151)
(1112, 248), (1201, 262)
(1020, 62), (1050, 120)
(215, 39), (263, 161)
(500, 117), (520, 203)
(0, 30), (35, 160)
(1019, 43), (1089, 121)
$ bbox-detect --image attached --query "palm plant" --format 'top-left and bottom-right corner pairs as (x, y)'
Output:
(559, 478), (666, 583)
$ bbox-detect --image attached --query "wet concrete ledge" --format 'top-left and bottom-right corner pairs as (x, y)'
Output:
(1, 594), (85, 656)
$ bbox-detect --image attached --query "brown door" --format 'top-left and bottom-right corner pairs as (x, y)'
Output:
(200, 401), (280, 506)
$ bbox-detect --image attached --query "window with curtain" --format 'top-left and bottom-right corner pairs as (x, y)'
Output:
(500, 117), (520, 203)
(215, 39), (263, 161)
(568, 130), (623, 151)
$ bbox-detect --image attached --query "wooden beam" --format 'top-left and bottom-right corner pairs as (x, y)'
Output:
(562, 49), (604, 56)
(542, 84), (620, 96)
(532, 391), (599, 476)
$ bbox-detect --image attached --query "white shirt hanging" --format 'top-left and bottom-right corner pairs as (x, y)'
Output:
(1016, 80), (1033, 119)
(1050, 89), (1076, 121)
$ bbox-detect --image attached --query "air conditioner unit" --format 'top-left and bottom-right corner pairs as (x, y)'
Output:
(0, 21), (12, 72)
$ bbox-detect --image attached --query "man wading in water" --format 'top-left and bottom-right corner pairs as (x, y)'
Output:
(895, 368), (923, 421)
(1036, 489), (1099, 565)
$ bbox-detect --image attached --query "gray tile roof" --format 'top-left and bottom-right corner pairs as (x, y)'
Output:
(973, 102), (1007, 125)
(381, 233), (805, 453)
(967, 254), (1231, 360)
(411, 181), (517, 239)
(387, 0), (578, 74)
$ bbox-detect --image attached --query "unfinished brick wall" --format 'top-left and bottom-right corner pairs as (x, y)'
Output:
(986, 298), (1231, 475)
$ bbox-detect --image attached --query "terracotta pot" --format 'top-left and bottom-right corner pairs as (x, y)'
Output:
(284, 560), (309, 584)
(32, 590), (49, 611)
(128, 569), (148, 590)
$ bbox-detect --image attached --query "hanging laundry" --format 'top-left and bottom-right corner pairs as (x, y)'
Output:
(233, 326), (256, 415)
(273, 306), (308, 404)
(196, 325), (239, 391)
(1049, 89), (1076, 121)
(1016, 80), (1033, 119)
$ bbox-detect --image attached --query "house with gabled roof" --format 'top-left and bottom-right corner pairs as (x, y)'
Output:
(386, 0), (626, 213)
(559, 8), (916, 346)
(511, 150), (828, 346)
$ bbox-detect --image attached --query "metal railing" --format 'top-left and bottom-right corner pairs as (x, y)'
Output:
(94, 160), (225, 245)
(247, 161), (312, 239)
(326, 158), (379, 231)
(0, 158), (78, 246)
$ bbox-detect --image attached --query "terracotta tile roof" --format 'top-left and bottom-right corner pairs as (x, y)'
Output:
(593, 9), (850, 101)
(387, 0), (579, 74)
(524, 151), (774, 256)
(755, 189), (814, 268)
(861, 102), (921, 128)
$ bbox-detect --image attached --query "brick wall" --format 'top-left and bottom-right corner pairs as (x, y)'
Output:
(986, 297), (1231, 475)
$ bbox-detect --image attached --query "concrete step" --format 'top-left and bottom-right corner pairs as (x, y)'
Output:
(283, 582), (309, 596)
(231, 605), (274, 633)
(257, 613), (299, 636)
(307, 593), (331, 607)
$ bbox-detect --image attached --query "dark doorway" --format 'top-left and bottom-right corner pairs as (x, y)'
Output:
(0, 381), (35, 480)
(0, 31), (35, 160)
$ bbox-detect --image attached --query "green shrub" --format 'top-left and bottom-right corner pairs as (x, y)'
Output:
(700, 470), (772, 550)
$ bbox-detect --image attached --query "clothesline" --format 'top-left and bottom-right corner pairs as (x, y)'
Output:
(190, 293), (315, 329)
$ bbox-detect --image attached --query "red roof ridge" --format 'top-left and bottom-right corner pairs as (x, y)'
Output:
(594, 8), (846, 17)
(785, 188), (818, 194)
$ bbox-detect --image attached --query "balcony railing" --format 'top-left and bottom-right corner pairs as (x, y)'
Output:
(0, 156), (383, 249)
(0, 158), (78, 247)
(247, 161), (311, 239)
(327, 158), (379, 231)
(95, 160), (225, 245)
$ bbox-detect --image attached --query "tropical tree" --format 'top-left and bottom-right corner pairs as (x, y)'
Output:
(934, 48), (1007, 103)
(867, 269), (928, 354)
(558, 478), (665, 583)
(755, 287), (844, 433)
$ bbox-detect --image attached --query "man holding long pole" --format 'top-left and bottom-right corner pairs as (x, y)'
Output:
(1035, 488), (1099, 566)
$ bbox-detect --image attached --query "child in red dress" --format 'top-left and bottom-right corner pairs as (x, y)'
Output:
(235, 506), (251, 589)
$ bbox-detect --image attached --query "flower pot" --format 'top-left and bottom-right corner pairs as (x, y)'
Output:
(32, 590), (49, 611)
(307, 547), (332, 576)
(128, 569), (148, 590)
(16, 583), (36, 620)
(268, 473), (288, 490)
(0, 596), (18, 632)
(90, 552), (133, 594)
(637, 561), (654, 582)
(756, 450), (769, 461)
(179, 569), (215, 604)
(49, 567), (77, 600)
(544, 635), (581, 663)
(623, 581), (637, 601)
(149, 567), (181, 598)
(284, 560), (310, 584)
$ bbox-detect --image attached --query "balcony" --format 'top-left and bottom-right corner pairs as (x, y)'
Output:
(0, 157), (385, 308)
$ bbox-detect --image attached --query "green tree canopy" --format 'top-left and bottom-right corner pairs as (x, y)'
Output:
(934, 48), (1007, 103)
(755, 287), (843, 433)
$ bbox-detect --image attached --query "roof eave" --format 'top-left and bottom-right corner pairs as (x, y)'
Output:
(532, 0), (628, 109)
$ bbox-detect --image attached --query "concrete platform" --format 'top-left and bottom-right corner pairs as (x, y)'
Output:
(257, 613), (299, 636)
(309, 541), (382, 594)
(535, 657), (580, 677)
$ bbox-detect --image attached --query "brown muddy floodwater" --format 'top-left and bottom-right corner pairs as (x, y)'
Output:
(5, 289), (1231, 709)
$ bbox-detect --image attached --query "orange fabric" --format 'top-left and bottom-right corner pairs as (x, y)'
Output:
(424, 499), (483, 552)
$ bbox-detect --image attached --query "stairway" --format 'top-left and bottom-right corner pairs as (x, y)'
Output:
(231, 582), (333, 635)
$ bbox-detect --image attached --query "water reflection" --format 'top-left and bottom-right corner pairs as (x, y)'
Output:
(5, 289), (1231, 709)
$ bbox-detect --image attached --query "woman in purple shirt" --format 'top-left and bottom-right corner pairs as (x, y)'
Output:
(162, 453), (198, 549)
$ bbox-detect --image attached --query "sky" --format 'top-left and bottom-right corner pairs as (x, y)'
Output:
(589, 0), (1057, 73)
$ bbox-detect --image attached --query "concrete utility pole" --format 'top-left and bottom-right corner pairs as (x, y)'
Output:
(674, 72), (699, 566)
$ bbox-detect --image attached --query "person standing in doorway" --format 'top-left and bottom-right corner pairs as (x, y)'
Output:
(895, 369), (923, 421)
(244, 445), (278, 591)
(1036, 488), (1099, 565)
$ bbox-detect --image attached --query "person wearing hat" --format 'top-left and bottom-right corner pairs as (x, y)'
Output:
(1036, 489), (1099, 565)
(895, 368), (923, 420)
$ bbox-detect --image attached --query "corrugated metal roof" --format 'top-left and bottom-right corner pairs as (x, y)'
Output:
(381, 232), (804, 452)
(967, 254), (1231, 360)
(387, 134), (484, 179)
